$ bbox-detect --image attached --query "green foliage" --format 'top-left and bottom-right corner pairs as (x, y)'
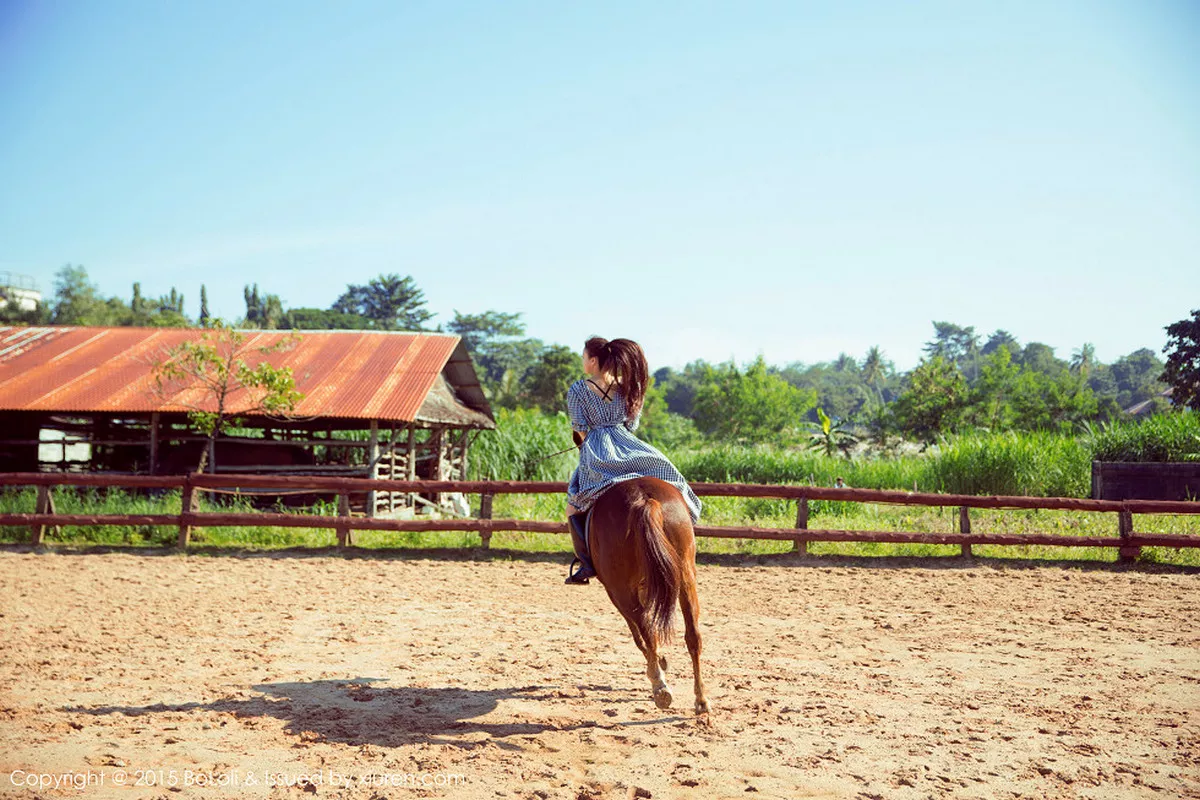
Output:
(1086, 413), (1200, 463)
(332, 273), (432, 331)
(242, 283), (284, 329)
(283, 307), (371, 329)
(891, 356), (968, 444)
(1110, 348), (1167, 410)
(524, 344), (578, 414)
(468, 407), (576, 481)
(1162, 309), (1200, 411)
(924, 321), (981, 381)
(638, 381), (702, 449)
(692, 356), (816, 444)
(926, 431), (1091, 497)
(807, 407), (858, 457)
(152, 321), (304, 471)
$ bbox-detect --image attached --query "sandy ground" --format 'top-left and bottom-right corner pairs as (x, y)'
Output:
(0, 548), (1197, 800)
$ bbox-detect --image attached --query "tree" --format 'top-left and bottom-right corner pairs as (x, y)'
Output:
(691, 356), (817, 443)
(860, 345), (890, 403)
(284, 307), (371, 330)
(1070, 343), (1096, 379)
(524, 345), (579, 414)
(891, 356), (967, 444)
(199, 285), (211, 327)
(1021, 342), (1066, 377)
(243, 284), (284, 329)
(445, 311), (540, 394)
(963, 346), (1020, 430)
(1111, 348), (1166, 410)
(808, 407), (859, 457)
(1162, 309), (1200, 411)
(152, 321), (303, 472)
(51, 265), (123, 325)
(923, 321), (980, 381)
(332, 274), (433, 331)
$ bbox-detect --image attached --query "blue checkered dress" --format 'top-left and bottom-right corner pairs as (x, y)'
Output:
(566, 379), (702, 522)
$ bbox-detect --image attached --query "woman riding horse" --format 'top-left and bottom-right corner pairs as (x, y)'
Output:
(564, 337), (702, 584)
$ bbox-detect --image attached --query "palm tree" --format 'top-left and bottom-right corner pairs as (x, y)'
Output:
(861, 345), (887, 403)
(1070, 343), (1096, 379)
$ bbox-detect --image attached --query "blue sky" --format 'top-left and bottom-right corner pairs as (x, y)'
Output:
(2, 0), (1197, 372)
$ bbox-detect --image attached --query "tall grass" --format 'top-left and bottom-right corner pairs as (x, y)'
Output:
(469, 408), (576, 482)
(1087, 412), (1200, 462)
(669, 445), (927, 490)
(927, 431), (1091, 497)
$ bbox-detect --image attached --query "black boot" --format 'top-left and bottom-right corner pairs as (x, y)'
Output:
(565, 513), (596, 585)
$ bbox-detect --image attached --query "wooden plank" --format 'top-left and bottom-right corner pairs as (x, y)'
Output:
(177, 477), (195, 549)
(335, 493), (352, 548)
(1118, 509), (1138, 563)
(3, 472), (1196, 516)
(478, 493), (494, 549)
(959, 506), (972, 557)
(793, 497), (808, 554)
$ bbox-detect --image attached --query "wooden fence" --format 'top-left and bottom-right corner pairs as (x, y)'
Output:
(1, 472), (1197, 562)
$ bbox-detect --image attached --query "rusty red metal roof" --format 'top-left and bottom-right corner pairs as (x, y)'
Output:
(0, 326), (490, 425)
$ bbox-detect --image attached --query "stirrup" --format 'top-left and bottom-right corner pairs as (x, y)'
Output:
(565, 557), (595, 585)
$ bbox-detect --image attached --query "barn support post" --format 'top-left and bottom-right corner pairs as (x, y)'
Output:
(793, 497), (809, 554)
(366, 421), (379, 518)
(336, 493), (353, 547)
(149, 412), (160, 475)
(177, 475), (195, 549)
(1118, 508), (1138, 563)
(32, 485), (59, 545)
(406, 426), (416, 510)
(959, 506), (972, 557)
(478, 493), (493, 549)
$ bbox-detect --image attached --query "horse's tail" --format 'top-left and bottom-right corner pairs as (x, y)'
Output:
(630, 490), (682, 644)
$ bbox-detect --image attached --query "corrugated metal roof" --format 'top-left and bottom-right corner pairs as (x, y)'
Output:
(0, 326), (494, 427)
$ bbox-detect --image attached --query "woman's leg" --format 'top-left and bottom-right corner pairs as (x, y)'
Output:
(565, 502), (595, 584)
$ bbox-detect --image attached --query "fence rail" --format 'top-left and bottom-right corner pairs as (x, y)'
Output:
(1, 472), (1197, 561)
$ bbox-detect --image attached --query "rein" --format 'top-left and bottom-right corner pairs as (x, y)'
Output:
(529, 445), (578, 466)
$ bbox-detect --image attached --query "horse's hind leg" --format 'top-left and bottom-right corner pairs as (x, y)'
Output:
(616, 601), (673, 710)
(641, 627), (673, 710)
(623, 615), (666, 673)
(679, 569), (709, 715)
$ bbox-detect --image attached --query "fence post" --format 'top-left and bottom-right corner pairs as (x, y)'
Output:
(958, 506), (972, 557)
(478, 493), (493, 549)
(793, 497), (809, 554)
(177, 475), (195, 549)
(336, 493), (352, 548)
(33, 485), (60, 545)
(1118, 509), (1138, 563)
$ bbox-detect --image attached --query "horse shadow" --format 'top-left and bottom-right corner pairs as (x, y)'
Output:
(65, 678), (600, 748)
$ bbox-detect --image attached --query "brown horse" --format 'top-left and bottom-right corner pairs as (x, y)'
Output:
(587, 477), (709, 715)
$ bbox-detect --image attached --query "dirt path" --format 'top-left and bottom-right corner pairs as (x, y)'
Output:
(0, 550), (1197, 799)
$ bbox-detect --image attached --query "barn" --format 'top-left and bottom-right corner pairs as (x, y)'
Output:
(0, 325), (494, 517)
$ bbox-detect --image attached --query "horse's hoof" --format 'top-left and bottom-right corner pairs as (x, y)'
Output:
(695, 698), (710, 715)
(653, 686), (673, 709)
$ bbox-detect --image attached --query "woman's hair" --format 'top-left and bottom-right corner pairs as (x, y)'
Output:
(585, 336), (649, 419)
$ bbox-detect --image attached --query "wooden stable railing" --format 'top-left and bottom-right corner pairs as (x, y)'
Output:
(0, 472), (1197, 562)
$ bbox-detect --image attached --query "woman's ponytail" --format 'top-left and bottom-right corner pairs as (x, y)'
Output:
(584, 336), (649, 418)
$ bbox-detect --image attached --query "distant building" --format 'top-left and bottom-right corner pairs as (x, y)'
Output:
(1123, 387), (1174, 416)
(0, 272), (42, 312)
